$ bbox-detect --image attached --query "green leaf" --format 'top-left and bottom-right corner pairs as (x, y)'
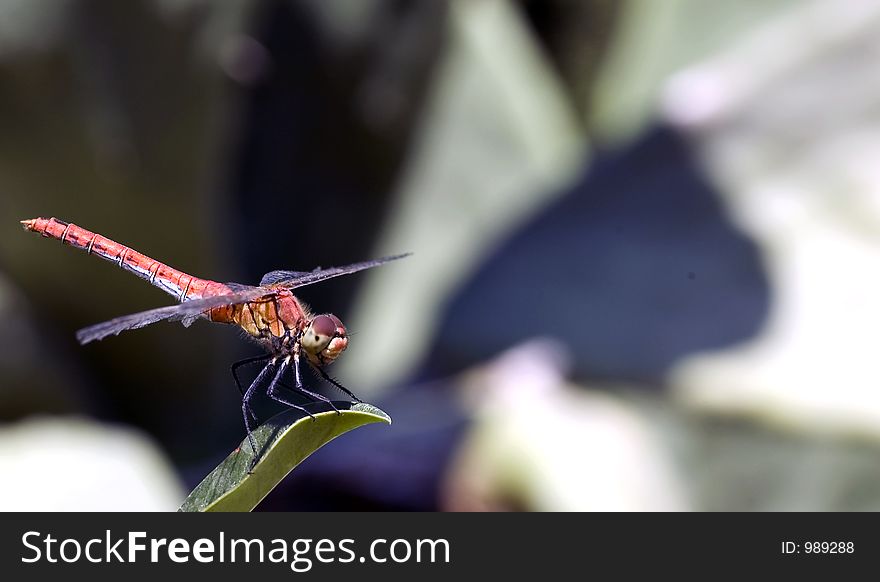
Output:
(178, 402), (391, 512)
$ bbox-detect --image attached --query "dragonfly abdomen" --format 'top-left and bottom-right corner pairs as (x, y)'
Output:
(20, 217), (226, 302)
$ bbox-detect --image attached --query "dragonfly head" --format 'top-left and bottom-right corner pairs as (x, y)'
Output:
(301, 313), (348, 365)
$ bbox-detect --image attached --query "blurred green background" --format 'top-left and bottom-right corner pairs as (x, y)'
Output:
(3, 0), (880, 511)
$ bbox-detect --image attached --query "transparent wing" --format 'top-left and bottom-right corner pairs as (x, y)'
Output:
(259, 270), (309, 286)
(76, 286), (270, 345)
(79, 254), (411, 344)
(259, 253), (411, 289)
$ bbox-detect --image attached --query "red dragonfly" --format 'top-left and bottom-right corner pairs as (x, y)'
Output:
(21, 216), (407, 464)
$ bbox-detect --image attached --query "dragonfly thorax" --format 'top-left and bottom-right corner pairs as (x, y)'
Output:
(216, 291), (348, 363)
(217, 290), (307, 347)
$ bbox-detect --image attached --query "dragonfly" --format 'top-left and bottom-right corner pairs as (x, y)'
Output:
(21, 216), (408, 466)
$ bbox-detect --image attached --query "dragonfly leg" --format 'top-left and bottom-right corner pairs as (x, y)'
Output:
(270, 380), (343, 415)
(243, 358), (277, 472)
(231, 354), (271, 421)
(294, 354), (340, 414)
(266, 356), (318, 421)
(314, 365), (362, 403)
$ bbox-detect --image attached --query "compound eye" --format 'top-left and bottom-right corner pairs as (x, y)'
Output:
(328, 314), (344, 331)
(311, 314), (337, 340)
(301, 314), (336, 354)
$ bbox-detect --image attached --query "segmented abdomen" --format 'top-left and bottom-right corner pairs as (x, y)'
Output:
(21, 217), (231, 302)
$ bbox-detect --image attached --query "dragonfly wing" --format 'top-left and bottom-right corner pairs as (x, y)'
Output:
(262, 253), (411, 290)
(76, 286), (269, 344)
(260, 270), (309, 286)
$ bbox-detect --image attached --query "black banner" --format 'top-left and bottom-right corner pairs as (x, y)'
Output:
(1, 513), (876, 579)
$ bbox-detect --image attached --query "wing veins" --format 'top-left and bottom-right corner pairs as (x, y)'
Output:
(76, 286), (268, 344)
(78, 254), (410, 344)
(261, 253), (410, 289)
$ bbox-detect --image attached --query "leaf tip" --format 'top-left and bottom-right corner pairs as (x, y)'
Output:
(350, 402), (392, 424)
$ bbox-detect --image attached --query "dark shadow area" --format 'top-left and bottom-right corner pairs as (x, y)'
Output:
(227, 0), (445, 314)
(255, 384), (470, 511)
(424, 124), (771, 385)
